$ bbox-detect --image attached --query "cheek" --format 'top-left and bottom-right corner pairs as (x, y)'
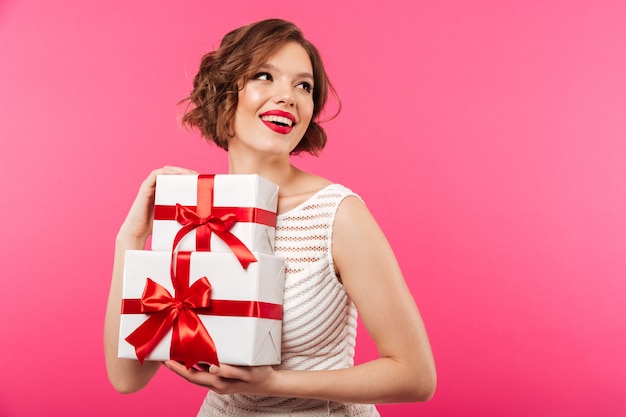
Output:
(238, 88), (264, 113)
(302, 101), (314, 124)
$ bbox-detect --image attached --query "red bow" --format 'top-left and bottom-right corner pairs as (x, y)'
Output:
(125, 252), (219, 368)
(173, 203), (257, 269)
(158, 174), (261, 269)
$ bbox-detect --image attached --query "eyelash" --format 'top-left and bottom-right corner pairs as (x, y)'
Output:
(252, 72), (313, 93)
(253, 72), (272, 81)
(297, 82), (312, 93)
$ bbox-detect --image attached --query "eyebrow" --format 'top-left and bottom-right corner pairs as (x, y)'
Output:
(260, 63), (314, 82)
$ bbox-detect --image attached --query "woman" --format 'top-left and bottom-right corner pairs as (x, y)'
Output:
(104, 18), (436, 416)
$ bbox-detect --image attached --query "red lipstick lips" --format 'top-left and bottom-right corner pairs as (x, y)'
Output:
(260, 110), (296, 134)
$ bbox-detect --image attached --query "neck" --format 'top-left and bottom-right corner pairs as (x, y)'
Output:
(227, 151), (300, 193)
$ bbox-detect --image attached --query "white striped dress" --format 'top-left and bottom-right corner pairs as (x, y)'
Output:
(197, 184), (380, 417)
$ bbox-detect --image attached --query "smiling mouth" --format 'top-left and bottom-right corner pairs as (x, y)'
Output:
(260, 115), (294, 127)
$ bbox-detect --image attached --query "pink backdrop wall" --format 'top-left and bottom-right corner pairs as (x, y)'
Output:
(1, 1), (625, 416)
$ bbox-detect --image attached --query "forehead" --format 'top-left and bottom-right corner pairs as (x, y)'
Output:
(263, 42), (313, 74)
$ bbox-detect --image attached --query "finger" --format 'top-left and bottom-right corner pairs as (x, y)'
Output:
(144, 167), (196, 183)
(207, 363), (250, 380)
(163, 361), (228, 391)
(163, 360), (196, 376)
(193, 363), (212, 372)
(160, 166), (199, 175)
(138, 167), (197, 194)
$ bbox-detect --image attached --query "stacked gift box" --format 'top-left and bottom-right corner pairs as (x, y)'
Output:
(118, 174), (284, 368)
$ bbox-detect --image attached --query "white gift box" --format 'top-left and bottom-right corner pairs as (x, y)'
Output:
(119, 250), (285, 366)
(151, 174), (279, 254)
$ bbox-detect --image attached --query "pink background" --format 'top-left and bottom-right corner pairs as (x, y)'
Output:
(1, 1), (625, 416)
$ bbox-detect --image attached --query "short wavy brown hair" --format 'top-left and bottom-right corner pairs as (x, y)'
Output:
(180, 19), (338, 156)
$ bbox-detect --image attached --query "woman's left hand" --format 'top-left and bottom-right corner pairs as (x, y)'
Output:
(163, 361), (277, 396)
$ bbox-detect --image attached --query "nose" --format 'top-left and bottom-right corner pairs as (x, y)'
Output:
(273, 81), (295, 106)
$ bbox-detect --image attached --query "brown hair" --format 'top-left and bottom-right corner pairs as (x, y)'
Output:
(179, 19), (338, 156)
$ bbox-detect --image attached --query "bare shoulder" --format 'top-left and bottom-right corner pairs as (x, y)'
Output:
(277, 172), (333, 214)
(332, 192), (399, 278)
(334, 193), (377, 234)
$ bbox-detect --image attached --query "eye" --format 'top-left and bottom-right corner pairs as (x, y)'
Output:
(297, 81), (313, 93)
(252, 72), (272, 81)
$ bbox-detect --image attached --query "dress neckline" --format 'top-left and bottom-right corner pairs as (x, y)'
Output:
(277, 183), (337, 219)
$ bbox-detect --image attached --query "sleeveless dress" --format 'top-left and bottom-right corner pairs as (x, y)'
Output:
(197, 184), (380, 417)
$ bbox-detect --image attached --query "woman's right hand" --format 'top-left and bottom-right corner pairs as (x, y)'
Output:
(117, 166), (198, 244)
(107, 165), (198, 394)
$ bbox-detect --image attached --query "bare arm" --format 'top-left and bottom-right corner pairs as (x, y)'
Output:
(104, 166), (197, 393)
(164, 196), (436, 403)
(325, 195), (436, 402)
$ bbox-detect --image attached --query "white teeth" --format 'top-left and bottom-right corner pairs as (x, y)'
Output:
(261, 115), (293, 127)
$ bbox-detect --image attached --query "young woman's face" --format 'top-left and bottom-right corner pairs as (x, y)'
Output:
(230, 42), (314, 156)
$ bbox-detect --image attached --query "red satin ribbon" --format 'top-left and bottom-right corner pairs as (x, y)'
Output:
(153, 175), (276, 269)
(123, 299), (283, 320)
(124, 252), (219, 368)
(122, 252), (283, 368)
